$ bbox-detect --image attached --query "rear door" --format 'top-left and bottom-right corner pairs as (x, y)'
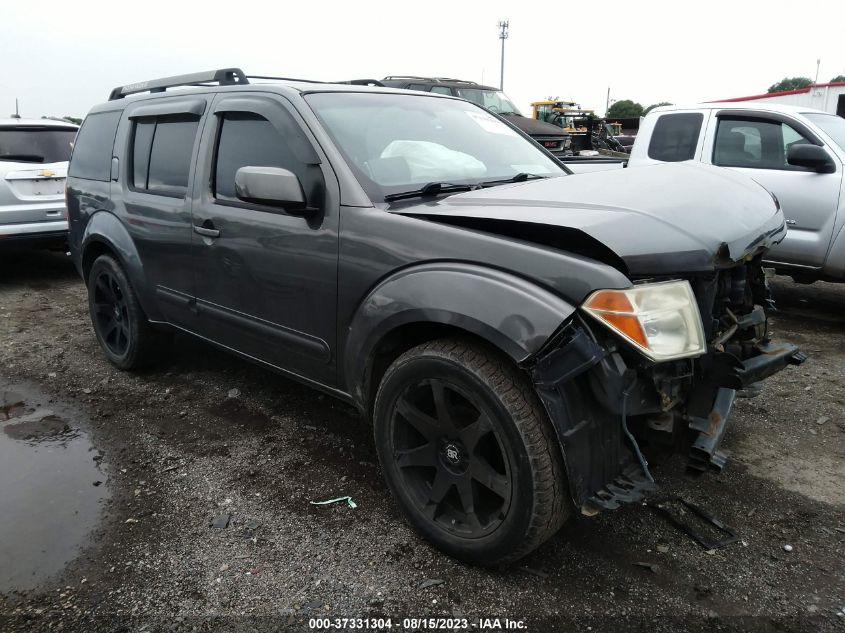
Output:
(704, 112), (842, 268)
(189, 93), (340, 386)
(112, 96), (209, 328)
(0, 124), (76, 231)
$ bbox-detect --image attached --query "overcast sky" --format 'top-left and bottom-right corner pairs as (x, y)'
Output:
(2, 0), (844, 120)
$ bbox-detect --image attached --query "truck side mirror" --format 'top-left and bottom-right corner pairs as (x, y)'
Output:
(787, 144), (835, 173)
(235, 166), (307, 211)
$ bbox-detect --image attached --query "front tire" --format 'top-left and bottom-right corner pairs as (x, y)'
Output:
(373, 338), (570, 565)
(87, 254), (171, 370)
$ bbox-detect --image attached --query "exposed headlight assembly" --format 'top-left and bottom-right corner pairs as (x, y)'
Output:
(582, 280), (706, 362)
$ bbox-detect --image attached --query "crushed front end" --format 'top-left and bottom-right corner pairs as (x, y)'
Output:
(529, 255), (805, 514)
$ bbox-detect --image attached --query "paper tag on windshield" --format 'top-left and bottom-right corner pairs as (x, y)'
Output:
(465, 110), (519, 136)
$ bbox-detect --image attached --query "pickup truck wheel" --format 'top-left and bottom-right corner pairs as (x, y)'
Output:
(373, 339), (570, 565)
(87, 255), (171, 370)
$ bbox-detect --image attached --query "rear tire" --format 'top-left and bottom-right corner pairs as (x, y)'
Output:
(373, 338), (570, 565)
(87, 254), (171, 369)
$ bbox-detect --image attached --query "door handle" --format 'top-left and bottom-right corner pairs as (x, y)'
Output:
(193, 224), (220, 238)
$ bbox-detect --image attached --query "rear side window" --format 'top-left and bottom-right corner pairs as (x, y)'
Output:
(0, 126), (77, 164)
(214, 112), (311, 201)
(647, 113), (703, 162)
(69, 111), (121, 180)
(131, 116), (199, 197)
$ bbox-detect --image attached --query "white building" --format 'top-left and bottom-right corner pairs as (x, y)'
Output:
(716, 82), (845, 117)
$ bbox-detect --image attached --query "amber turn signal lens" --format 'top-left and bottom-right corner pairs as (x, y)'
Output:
(581, 281), (706, 362)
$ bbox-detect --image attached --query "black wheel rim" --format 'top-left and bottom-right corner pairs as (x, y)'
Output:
(391, 378), (513, 538)
(92, 270), (131, 356)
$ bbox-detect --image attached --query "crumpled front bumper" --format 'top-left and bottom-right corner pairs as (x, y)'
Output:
(687, 341), (806, 472)
(529, 315), (804, 514)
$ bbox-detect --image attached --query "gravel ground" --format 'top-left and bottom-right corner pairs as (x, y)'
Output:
(0, 250), (843, 633)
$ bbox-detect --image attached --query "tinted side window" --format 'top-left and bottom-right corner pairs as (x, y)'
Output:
(647, 113), (703, 162)
(147, 119), (199, 195)
(69, 111), (121, 180)
(430, 86), (452, 95)
(130, 116), (199, 196)
(713, 118), (813, 169)
(214, 113), (312, 202)
(132, 120), (155, 188)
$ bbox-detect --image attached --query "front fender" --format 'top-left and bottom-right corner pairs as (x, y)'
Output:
(344, 262), (576, 408)
(81, 211), (160, 320)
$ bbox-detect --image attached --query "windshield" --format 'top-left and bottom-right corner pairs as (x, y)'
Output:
(306, 92), (564, 201)
(0, 126), (77, 163)
(452, 89), (522, 116)
(804, 113), (845, 153)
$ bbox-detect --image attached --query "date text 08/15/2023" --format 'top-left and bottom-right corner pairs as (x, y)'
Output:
(308, 617), (527, 630)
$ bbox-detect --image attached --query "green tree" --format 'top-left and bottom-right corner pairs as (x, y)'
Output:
(767, 77), (812, 92)
(830, 75), (845, 83)
(63, 116), (83, 125)
(606, 99), (644, 118)
(644, 102), (673, 115)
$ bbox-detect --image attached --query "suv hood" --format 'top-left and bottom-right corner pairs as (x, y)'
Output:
(390, 162), (786, 276)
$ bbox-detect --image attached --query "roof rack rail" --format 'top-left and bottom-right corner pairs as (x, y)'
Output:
(109, 68), (248, 101)
(432, 77), (477, 84)
(336, 79), (385, 87)
(247, 75), (327, 84)
(382, 75), (479, 85)
(382, 75), (430, 81)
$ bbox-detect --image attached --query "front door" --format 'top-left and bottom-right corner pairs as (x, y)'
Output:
(189, 94), (340, 386)
(709, 114), (842, 268)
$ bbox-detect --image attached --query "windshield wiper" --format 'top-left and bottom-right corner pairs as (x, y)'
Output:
(384, 181), (479, 202)
(0, 153), (45, 163)
(480, 172), (547, 187)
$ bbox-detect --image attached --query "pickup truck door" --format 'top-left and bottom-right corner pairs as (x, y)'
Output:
(188, 94), (340, 386)
(703, 111), (842, 269)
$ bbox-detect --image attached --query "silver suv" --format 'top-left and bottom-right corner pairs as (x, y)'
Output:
(0, 118), (78, 248)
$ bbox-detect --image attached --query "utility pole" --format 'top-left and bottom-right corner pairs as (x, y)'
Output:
(498, 20), (509, 90)
(605, 87), (611, 116)
(12, 98), (21, 119)
(814, 58), (820, 84)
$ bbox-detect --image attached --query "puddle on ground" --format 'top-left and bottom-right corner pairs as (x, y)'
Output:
(0, 383), (108, 593)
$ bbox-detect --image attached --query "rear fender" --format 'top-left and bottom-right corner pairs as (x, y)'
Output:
(80, 211), (160, 320)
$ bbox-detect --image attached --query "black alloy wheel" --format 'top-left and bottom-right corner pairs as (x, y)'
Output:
(374, 339), (570, 565)
(91, 268), (131, 357)
(391, 377), (512, 538)
(87, 254), (171, 370)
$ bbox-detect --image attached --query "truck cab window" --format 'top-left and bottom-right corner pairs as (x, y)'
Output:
(647, 113), (703, 162)
(714, 118), (813, 170)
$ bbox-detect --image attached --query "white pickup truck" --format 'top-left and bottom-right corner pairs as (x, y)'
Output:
(566, 103), (845, 283)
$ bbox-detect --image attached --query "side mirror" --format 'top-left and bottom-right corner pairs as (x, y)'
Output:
(235, 166), (307, 210)
(787, 144), (835, 173)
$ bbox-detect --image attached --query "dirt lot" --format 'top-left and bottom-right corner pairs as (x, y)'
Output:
(0, 250), (843, 633)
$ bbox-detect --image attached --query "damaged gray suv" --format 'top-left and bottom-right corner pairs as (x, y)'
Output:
(67, 69), (803, 565)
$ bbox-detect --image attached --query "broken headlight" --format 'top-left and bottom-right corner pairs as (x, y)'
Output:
(582, 280), (706, 362)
